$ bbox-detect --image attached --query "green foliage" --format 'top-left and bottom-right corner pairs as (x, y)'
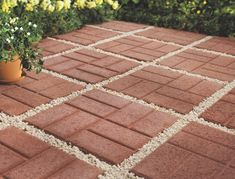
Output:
(11, 4), (114, 37)
(0, 12), (43, 73)
(117, 0), (235, 37)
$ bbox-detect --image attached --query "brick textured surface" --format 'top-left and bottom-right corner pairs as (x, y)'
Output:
(1, 21), (235, 179)
(0, 71), (84, 116)
(0, 127), (101, 178)
(159, 49), (235, 81)
(136, 27), (205, 45)
(196, 37), (235, 56)
(44, 48), (139, 83)
(96, 36), (179, 62)
(105, 66), (223, 114)
(38, 38), (75, 56)
(26, 89), (178, 164)
(97, 21), (147, 32)
(54, 26), (119, 45)
(201, 88), (235, 129)
(132, 122), (235, 179)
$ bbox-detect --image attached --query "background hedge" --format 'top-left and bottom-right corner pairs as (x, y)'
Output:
(117, 0), (235, 37)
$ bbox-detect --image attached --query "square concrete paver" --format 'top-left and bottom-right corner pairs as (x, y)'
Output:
(105, 66), (223, 114)
(132, 122), (235, 179)
(54, 26), (119, 45)
(0, 72), (83, 115)
(196, 37), (235, 56)
(97, 20), (147, 32)
(0, 127), (102, 179)
(95, 36), (180, 62)
(38, 38), (75, 57)
(201, 88), (235, 129)
(136, 27), (206, 45)
(26, 89), (178, 164)
(159, 49), (235, 81)
(44, 49), (139, 83)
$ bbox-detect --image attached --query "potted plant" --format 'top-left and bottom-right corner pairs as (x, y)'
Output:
(0, 12), (43, 84)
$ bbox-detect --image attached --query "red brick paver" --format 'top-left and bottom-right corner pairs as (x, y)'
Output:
(54, 26), (119, 45)
(136, 27), (205, 45)
(97, 20), (147, 32)
(105, 66), (223, 114)
(0, 72), (83, 115)
(159, 49), (235, 81)
(38, 38), (75, 57)
(96, 36), (179, 62)
(196, 37), (235, 56)
(201, 88), (235, 129)
(132, 122), (235, 179)
(44, 49), (139, 83)
(26, 89), (178, 164)
(0, 127), (101, 179)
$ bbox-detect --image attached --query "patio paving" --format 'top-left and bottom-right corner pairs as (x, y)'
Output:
(0, 21), (235, 179)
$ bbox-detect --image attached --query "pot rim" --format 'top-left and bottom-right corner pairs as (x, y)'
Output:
(0, 55), (21, 64)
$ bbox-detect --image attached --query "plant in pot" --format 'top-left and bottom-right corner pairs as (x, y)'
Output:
(0, 12), (43, 84)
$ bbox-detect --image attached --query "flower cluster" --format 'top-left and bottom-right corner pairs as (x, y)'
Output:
(1, 0), (120, 13)
(0, 12), (43, 72)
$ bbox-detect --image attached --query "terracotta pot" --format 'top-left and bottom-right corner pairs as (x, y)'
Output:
(0, 56), (24, 84)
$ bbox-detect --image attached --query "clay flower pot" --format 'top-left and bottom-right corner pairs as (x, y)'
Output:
(0, 56), (24, 84)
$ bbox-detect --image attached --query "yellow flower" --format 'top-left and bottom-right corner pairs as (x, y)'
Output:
(197, 10), (201, 14)
(47, 4), (55, 12)
(203, 1), (207, 5)
(56, 1), (64, 11)
(41, 0), (51, 10)
(2, 0), (10, 13)
(76, 0), (86, 9)
(9, 0), (17, 7)
(63, 0), (71, 10)
(95, 0), (103, 5)
(29, 0), (40, 6)
(87, 1), (96, 9)
(105, 0), (113, 6)
(112, 1), (119, 10)
(25, 3), (34, 11)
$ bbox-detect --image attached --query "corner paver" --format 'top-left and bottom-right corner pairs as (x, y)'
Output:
(44, 48), (139, 83)
(25, 89), (178, 164)
(0, 127), (102, 179)
(54, 26), (119, 45)
(0, 71), (84, 115)
(159, 49), (235, 81)
(132, 122), (235, 179)
(196, 37), (235, 56)
(105, 66), (223, 114)
(95, 36), (180, 62)
(136, 27), (206, 45)
(201, 88), (235, 129)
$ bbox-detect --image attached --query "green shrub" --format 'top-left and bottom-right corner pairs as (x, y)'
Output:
(2, 0), (119, 37)
(118, 0), (235, 37)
